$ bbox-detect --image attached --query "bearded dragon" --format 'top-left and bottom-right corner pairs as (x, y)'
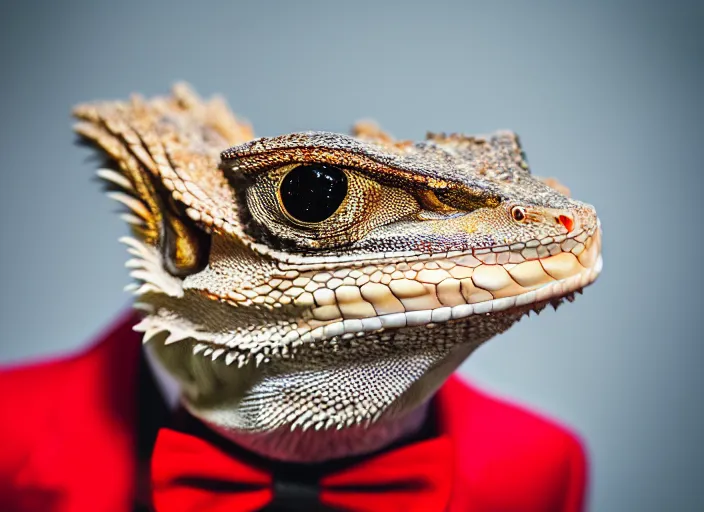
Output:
(73, 84), (602, 463)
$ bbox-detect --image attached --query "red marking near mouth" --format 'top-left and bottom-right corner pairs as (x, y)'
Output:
(558, 215), (574, 232)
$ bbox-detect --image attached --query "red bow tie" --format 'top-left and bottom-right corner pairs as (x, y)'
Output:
(151, 427), (453, 512)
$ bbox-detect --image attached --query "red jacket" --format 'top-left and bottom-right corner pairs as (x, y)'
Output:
(0, 312), (587, 511)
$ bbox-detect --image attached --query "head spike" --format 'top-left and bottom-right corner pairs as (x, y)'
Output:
(96, 168), (133, 191)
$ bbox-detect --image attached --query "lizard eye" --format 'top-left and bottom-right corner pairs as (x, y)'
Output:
(279, 164), (348, 223)
(244, 161), (419, 250)
(511, 205), (526, 222)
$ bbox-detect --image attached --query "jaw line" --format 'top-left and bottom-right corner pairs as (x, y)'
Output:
(267, 252), (603, 347)
(133, 229), (603, 366)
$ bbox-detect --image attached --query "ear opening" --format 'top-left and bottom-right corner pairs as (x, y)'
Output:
(160, 192), (212, 277)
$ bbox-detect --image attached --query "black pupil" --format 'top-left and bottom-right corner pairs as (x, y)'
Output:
(513, 208), (525, 221)
(280, 164), (348, 223)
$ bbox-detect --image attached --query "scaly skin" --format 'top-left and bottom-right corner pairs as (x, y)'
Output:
(74, 84), (602, 462)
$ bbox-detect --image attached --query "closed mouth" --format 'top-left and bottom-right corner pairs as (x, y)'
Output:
(170, 225), (603, 367)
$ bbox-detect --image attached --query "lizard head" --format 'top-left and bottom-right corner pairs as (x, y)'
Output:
(74, 85), (602, 442)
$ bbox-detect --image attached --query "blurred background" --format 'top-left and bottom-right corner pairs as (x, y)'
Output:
(1, 1), (702, 509)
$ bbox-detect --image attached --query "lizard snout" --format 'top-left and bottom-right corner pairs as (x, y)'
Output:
(542, 204), (597, 236)
(568, 203), (599, 235)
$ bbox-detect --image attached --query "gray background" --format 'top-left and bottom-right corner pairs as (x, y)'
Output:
(1, 1), (702, 510)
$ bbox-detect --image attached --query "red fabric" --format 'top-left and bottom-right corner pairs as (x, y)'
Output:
(0, 312), (140, 512)
(0, 312), (588, 511)
(151, 429), (272, 512)
(436, 377), (588, 512)
(152, 427), (453, 512)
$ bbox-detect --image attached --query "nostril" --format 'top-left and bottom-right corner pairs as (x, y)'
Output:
(558, 215), (574, 232)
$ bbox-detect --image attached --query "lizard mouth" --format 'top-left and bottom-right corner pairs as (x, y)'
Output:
(133, 223), (602, 367)
(286, 226), (603, 343)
